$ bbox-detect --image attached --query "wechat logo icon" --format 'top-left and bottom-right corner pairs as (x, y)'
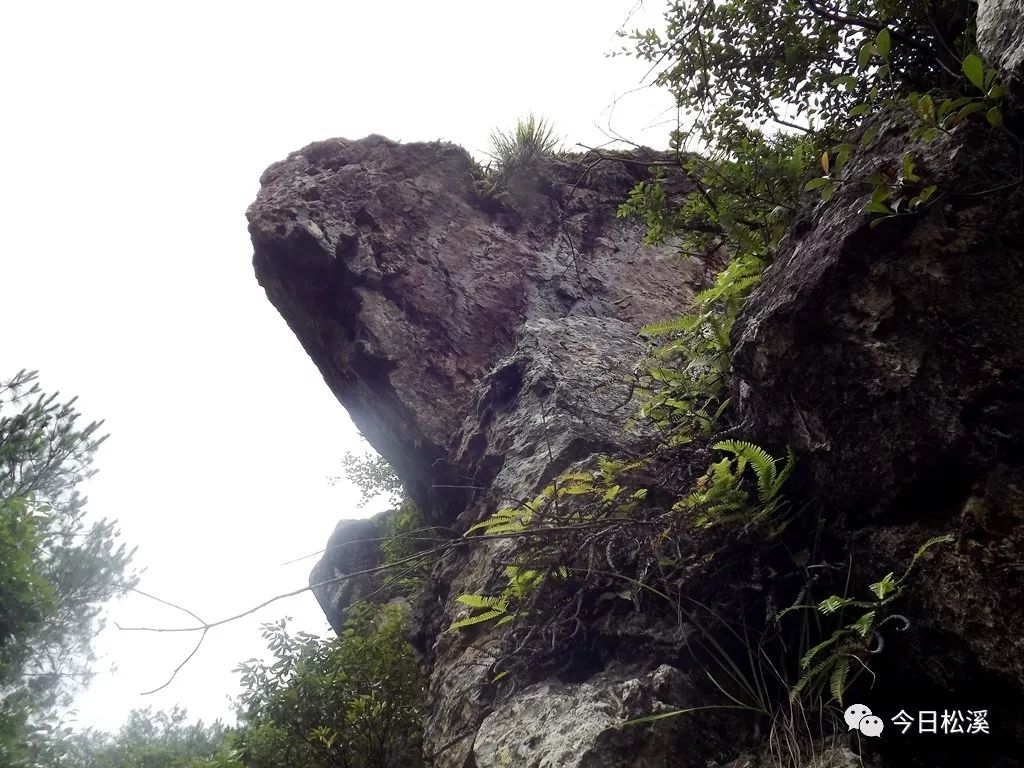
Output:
(845, 704), (884, 737)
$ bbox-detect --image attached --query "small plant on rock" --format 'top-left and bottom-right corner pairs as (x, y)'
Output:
(487, 113), (560, 176)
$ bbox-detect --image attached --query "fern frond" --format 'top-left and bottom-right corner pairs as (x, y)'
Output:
(829, 656), (851, 704)
(800, 629), (844, 669)
(449, 609), (506, 631)
(900, 534), (955, 581)
(641, 315), (695, 337)
(790, 653), (837, 701)
(769, 449), (796, 499)
(714, 440), (777, 502)
(455, 594), (500, 610)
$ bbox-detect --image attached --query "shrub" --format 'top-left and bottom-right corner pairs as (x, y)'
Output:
(224, 603), (425, 768)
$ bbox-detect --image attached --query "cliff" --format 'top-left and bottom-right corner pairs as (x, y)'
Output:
(248, 8), (1024, 764)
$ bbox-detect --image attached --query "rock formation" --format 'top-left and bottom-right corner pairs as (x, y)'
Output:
(250, 138), (725, 765)
(249, 25), (1024, 763)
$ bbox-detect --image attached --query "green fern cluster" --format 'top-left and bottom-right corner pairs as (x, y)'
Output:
(634, 253), (765, 440)
(789, 534), (955, 704)
(451, 457), (648, 633)
(449, 566), (546, 631)
(678, 441), (795, 530)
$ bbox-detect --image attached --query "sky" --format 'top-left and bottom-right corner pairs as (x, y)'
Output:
(1, 0), (672, 732)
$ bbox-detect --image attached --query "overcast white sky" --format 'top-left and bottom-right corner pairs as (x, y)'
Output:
(1, 0), (672, 732)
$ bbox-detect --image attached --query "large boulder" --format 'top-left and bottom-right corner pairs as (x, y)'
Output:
(732, 118), (1024, 757)
(249, 137), (710, 520)
(249, 136), (720, 766)
(250, 105), (1024, 766)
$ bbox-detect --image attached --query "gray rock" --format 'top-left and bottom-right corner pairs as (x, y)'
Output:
(978, 1), (1024, 74)
(309, 515), (385, 633)
(249, 135), (721, 766)
(733, 118), (1024, 738)
(251, 107), (1024, 767)
(472, 665), (703, 768)
(249, 137), (713, 521)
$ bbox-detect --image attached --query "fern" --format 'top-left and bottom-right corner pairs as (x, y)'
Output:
(789, 534), (955, 704)
(631, 252), (767, 440)
(449, 608), (510, 631)
(682, 443), (795, 529)
(714, 440), (795, 506)
(829, 657), (851, 704)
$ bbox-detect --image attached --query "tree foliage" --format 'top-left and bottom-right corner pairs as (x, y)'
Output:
(0, 370), (136, 765)
(626, 0), (975, 148)
(56, 707), (228, 768)
(217, 604), (425, 768)
(332, 450), (402, 509)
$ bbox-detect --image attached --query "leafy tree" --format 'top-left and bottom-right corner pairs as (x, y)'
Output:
(219, 604), (425, 768)
(0, 370), (136, 764)
(625, 0), (974, 150)
(331, 450), (402, 509)
(55, 707), (229, 768)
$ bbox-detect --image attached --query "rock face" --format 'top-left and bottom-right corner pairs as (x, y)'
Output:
(249, 137), (721, 765)
(308, 516), (385, 633)
(249, 136), (708, 521)
(732, 118), (1024, 760)
(978, 1), (1024, 90)
(251, 109), (1024, 766)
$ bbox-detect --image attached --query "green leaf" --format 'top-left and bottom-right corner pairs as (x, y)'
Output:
(449, 609), (505, 630)
(834, 143), (853, 170)
(988, 84), (1008, 100)
(861, 127), (878, 147)
(830, 657), (851, 704)
(875, 28), (891, 60)
(918, 185), (937, 204)
(987, 107), (1004, 128)
(985, 68), (998, 93)
(853, 611), (876, 637)
(864, 201), (893, 215)
(804, 177), (829, 191)
(956, 101), (987, 123)
(832, 74), (858, 92)
(963, 54), (985, 91)
(818, 595), (853, 614)
(901, 534), (955, 580)
(858, 42), (874, 71)
(901, 153), (920, 183)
